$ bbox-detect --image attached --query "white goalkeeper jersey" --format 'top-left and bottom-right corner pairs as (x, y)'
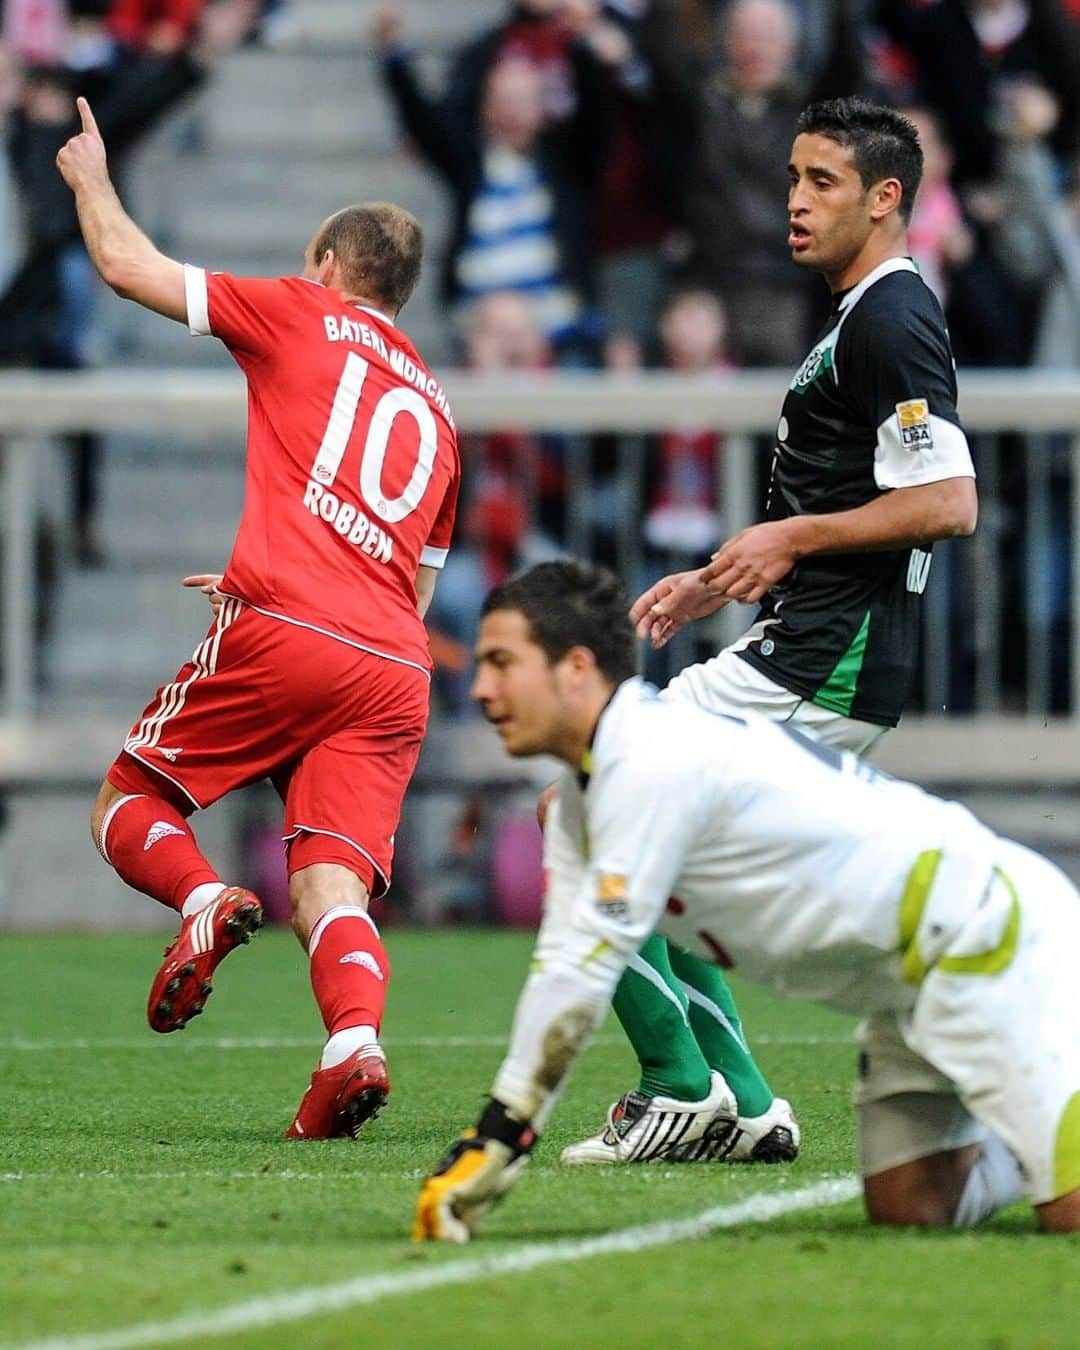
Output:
(542, 677), (1002, 1017)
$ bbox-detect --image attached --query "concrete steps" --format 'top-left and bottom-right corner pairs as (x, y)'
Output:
(43, 433), (245, 697)
(90, 436), (246, 564)
(265, 0), (483, 52)
(45, 567), (221, 696)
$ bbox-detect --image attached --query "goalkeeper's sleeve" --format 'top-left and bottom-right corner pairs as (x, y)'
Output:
(414, 885), (634, 1243)
(491, 947), (622, 1131)
(490, 775), (688, 1129)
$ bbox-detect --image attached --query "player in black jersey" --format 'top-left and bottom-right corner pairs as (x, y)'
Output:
(562, 98), (979, 1169)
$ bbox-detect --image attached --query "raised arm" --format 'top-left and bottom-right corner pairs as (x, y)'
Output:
(413, 828), (632, 1244)
(414, 760), (692, 1242)
(55, 97), (187, 322)
(375, 11), (473, 185)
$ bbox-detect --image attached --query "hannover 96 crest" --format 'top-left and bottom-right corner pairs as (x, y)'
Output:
(790, 328), (838, 395)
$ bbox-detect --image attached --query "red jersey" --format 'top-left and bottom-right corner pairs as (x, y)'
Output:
(184, 267), (460, 675)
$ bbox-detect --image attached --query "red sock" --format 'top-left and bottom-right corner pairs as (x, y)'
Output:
(99, 793), (221, 913)
(307, 906), (390, 1037)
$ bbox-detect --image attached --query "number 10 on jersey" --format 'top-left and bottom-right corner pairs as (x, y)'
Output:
(307, 351), (439, 527)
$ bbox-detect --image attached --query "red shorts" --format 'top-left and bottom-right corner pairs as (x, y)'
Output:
(107, 598), (430, 896)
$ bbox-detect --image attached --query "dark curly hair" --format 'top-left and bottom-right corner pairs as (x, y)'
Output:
(482, 561), (638, 686)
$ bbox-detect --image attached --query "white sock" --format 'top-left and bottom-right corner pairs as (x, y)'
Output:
(952, 1132), (1025, 1227)
(320, 1024), (380, 1070)
(181, 882), (225, 918)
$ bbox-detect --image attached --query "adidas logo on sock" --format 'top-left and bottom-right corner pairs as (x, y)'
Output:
(144, 821), (185, 851)
(339, 950), (384, 980)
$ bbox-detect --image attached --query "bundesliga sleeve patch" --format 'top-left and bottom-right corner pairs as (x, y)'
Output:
(595, 872), (629, 918)
(895, 398), (933, 451)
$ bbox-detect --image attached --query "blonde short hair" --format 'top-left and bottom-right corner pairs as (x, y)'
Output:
(312, 203), (423, 314)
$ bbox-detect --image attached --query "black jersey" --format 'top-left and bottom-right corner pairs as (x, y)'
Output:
(737, 258), (975, 727)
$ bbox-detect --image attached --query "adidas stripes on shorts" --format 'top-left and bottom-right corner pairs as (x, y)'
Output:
(107, 598), (429, 895)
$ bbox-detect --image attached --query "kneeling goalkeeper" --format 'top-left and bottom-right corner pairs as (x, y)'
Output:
(414, 560), (1080, 1241)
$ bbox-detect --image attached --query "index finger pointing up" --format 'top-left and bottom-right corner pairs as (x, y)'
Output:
(76, 96), (100, 138)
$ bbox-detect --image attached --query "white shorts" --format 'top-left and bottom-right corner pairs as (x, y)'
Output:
(661, 646), (888, 755)
(856, 840), (1080, 1204)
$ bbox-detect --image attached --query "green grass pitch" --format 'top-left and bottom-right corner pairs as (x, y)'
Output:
(2, 928), (1076, 1349)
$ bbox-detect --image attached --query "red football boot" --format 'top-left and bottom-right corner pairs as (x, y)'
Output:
(146, 887), (263, 1033)
(285, 1047), (390, 1140)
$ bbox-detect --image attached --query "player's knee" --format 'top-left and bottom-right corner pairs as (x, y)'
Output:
(288, 860), (371, 948)
(289, 902), (309, 948)
(863, 1184), (953, 1228)
(89, 781), (118, 852)
(288, 881), (323, 948)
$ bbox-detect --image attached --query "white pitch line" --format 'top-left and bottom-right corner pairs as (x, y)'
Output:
(1, 1170), (425, 1183)
(7, 1176), (860, 1350)
(0, 1033), (851, 1052)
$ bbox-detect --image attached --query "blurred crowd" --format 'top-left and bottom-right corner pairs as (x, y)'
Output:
(0, 0), (266, 565)
(374, 0), (1080, 371)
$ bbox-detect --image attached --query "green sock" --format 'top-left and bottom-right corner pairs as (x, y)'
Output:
(667, 945), (775, 1118)
(611, 934), (713, 1101)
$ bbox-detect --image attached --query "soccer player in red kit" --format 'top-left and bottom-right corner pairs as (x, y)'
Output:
(57, 98), (460, 1139)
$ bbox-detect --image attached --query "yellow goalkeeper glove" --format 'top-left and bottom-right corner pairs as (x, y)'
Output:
(412, 1100), (536, 1243)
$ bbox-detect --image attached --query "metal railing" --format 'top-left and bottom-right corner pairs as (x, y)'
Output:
(3, 367), (1080, 781)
